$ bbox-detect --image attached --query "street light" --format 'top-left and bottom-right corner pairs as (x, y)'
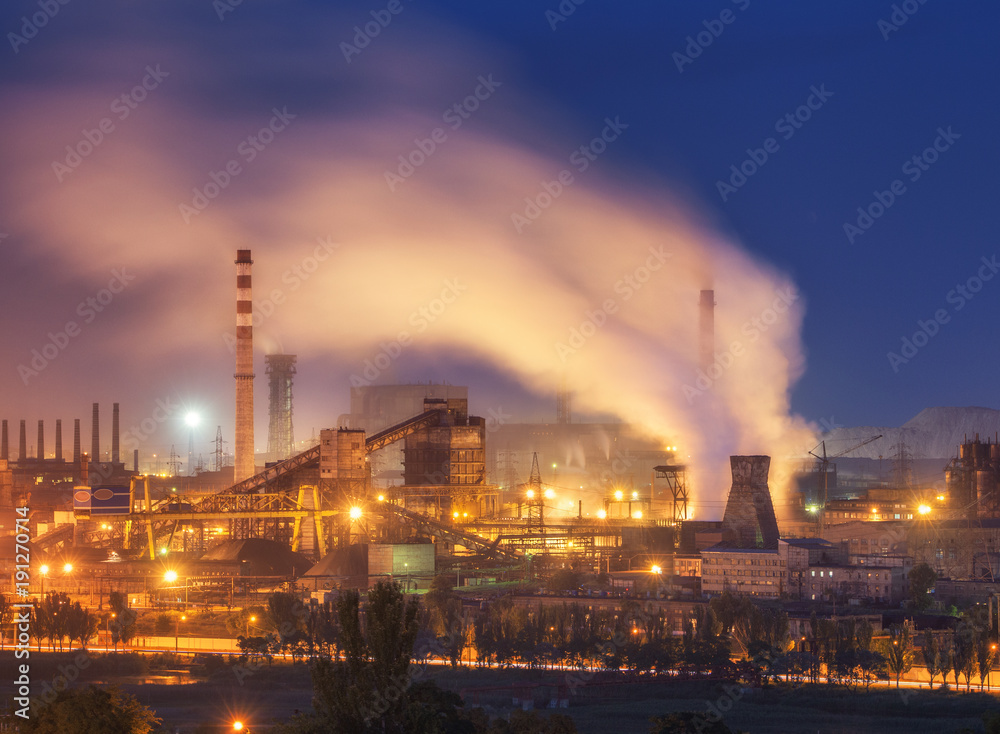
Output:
(614, 490), (623, 501)
(651, 565), (661, 575)
(247, 615), (256, 637)
(233, 722), (244, 731)
(597, 509), (607, 519)
(526, 489), (535, 499)
(918, 504), (932, 515)
(63, 563), (73, 574)
(349, 506), (362, 520)
(543, 488), (555, 500)
(164, 570), (178, 583)
(39, 565), (49, 596)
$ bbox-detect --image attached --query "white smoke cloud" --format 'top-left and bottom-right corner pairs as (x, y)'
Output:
(0, 14), (816, 517)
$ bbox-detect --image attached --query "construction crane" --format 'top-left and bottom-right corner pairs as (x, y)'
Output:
(808, 434), (883, 533)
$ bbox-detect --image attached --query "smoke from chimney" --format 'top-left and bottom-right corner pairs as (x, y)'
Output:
(699, 289), (715, 373)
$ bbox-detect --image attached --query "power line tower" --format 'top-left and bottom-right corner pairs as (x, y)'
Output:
(213, 426), (229, 472)
(525, 452), (544, 529)
(168, 445), (181, 477)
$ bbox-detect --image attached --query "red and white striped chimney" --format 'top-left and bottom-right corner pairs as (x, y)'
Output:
(234, 250), (255, 483)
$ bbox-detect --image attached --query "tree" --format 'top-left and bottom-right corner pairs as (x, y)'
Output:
(922, 630), (940, 690)
(108, 591), (137, 649)
(21, 684), (160, 734)
(424, 575), (466, 666)
(310, 579), (428, 733)
(908, 563), (937, 610)
(153, 613), (172, 637)
(65, 602), (98, 650)
(977, 633), (997, 690)
(546, 569), (580, 593)
(881, 625), (914, 687)
(266, 591), (306, 649)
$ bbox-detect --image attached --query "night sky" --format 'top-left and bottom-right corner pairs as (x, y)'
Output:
(1, 0), (998, 465)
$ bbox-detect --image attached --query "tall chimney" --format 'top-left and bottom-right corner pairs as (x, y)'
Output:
(112, 402), (120, 464)
(699, 289), (715, 373)
(235, 249), (255, 483)
(55, 419), (63, 462)
(19, 420), (27, 462)
(1, 420), (7, 461)
(73, 419), (81, 463)
(91, 403), (100, 462)
(133, 449), (139, 473)
(37, 420), (44, 461)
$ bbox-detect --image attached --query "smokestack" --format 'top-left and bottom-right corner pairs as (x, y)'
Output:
(699, 289), (715, 373)
(235, 249), (255, 483)
(1, 420), (7, 461)
(55, 419), (63, 462)
(80, 453), (89, 485)
(19, 420), (26, 462)
(37, 420), (44, 461)
(112, 402), (120, 464)
(91, 403), (100, 462)
(133, 449), (139, 473)
(73, 419), (81, 463)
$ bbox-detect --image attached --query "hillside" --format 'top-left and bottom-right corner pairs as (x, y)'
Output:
(821, 406), (1000, 460)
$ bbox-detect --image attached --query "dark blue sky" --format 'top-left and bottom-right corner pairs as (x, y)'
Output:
(1, 0), (998, 459)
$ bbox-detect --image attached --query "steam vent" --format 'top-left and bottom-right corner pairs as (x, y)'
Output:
(721, 455), (779, 549)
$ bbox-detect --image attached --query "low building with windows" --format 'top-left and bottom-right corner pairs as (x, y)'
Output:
(800, 563), (908, 604)
(700, 547), (786, 598)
